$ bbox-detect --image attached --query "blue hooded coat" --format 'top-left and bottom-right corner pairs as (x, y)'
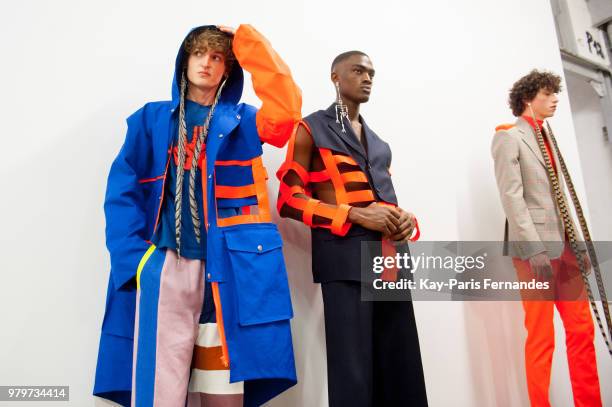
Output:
(93, 24), (301, 406)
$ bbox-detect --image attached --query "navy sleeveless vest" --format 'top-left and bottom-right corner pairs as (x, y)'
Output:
(303, 105), (399, 282)
(303, 104), (398, 205)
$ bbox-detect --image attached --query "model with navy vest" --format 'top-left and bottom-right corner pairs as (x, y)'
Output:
(277, 51), (428, 407)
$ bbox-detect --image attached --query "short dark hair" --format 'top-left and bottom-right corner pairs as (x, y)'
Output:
(331, 50), (369, 71)
(508, 69), (562, 116)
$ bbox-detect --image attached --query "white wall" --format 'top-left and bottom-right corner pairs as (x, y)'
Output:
(565, 70), (612, 241)
(0, 0), (610, 406)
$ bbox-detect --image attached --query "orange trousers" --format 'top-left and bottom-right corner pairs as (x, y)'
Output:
(513, 246), (602, 407)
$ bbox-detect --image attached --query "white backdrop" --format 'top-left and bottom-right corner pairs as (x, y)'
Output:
(0, 0), (610, 406)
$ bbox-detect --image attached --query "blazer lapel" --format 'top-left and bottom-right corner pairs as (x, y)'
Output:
(516, 117), (546, 168)
(361, 117), (377, 159)
(324, 104), (367, 159)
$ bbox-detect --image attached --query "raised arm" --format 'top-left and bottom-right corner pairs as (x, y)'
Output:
(232, 24), (302, 147)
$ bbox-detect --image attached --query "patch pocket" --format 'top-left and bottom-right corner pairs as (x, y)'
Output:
(224, 224), (293, 326)
(528, 207), (546, 224)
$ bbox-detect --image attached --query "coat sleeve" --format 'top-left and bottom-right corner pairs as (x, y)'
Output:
(104, 111), (152, 291)
(232, 24), (302, 148)
(491, 131), (546, 258)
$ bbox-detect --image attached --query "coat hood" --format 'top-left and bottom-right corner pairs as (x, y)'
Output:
(171, 25), (243, 108)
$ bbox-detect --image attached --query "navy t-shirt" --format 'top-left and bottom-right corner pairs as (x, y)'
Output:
(152, 100), (210, 259)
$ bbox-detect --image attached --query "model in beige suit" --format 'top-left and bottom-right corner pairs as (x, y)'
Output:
(491, 70), (601, 407)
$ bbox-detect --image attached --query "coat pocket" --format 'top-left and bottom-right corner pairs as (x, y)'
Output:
(101, 281), (137, 339)
(528, 207), (546, 224)
(224, 224), (293, 326)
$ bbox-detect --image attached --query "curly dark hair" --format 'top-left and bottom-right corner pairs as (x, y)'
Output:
(183, 27), (235, 73)
(508, 70), (562, 116)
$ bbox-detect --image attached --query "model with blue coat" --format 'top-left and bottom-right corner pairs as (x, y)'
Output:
(93, 24), (302, 407)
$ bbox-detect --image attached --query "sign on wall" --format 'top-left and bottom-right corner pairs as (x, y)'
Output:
(565, 0), (611, 66)
(575, 27), (610, 66)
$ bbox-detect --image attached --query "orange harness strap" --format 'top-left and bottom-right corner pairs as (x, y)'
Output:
(377, 204), (421, 281)
(216, 157), (272, 227)
(277, 183), (306, 211)
(319, 148), (348, 204)
(279, 181), (349, 232)
(303, 198), (320, 227)
(346, 190), (375, 204)
(330, 204), (351, 235)
(341, 171), (369, 184)
(276, 160), (310, 186)
(309, 170), (331, 182)
(333, 154), (359, 166)
(215, 184), (257, 199)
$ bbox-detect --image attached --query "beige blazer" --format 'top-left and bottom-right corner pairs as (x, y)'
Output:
(491, 117), (583, 259)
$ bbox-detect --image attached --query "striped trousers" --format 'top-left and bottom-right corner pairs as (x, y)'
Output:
(131, 246), (243, 407)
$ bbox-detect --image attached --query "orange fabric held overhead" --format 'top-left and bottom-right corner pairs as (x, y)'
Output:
(191, 25), (303, 371)
(232, 25), (302, 148)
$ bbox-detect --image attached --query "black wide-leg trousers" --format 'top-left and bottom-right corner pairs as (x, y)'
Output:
(321, 281), (428, 407)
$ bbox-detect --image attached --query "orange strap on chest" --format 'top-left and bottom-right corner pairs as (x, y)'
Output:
(216, 184), (257, 199)
(215, 156), (272, 227)
(319, 148), (348, 204)
(346, 190), (375, 204)
(341, 171), (368, 184)
(333, 154), (359, 166)
(309, 170), (331, 183)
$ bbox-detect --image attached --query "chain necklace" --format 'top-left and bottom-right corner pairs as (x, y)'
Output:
(529, 108), (612, 356)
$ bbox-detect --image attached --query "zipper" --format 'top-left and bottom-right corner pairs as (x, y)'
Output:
(151, 150), (172, 236)
(202, 147), (230, 368)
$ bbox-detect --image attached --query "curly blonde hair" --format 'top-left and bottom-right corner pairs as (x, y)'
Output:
(183, 27), (235, 73)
